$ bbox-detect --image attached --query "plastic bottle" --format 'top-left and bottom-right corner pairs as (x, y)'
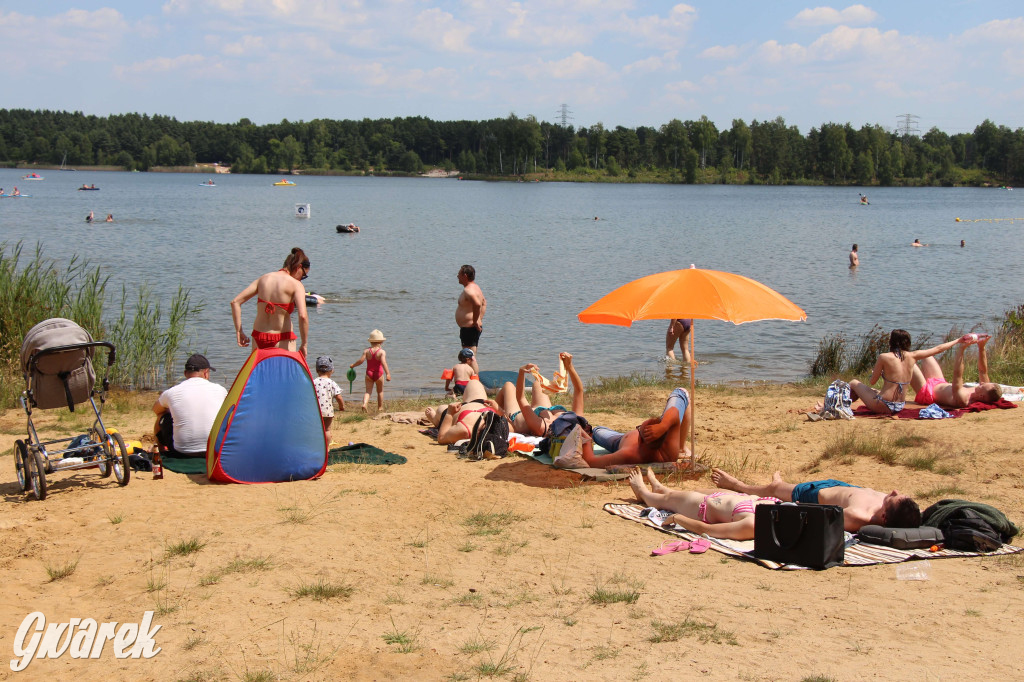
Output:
(896, 560), (930, 580)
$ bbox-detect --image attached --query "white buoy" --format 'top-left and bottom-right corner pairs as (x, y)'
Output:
(295, 203), (311, 218)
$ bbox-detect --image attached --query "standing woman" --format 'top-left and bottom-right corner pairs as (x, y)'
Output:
(849, 329), (965, 415)
(665, 318), (692, 363)
(231, 247), (310, 357)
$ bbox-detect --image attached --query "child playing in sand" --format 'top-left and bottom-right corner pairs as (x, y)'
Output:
(444, 348), (477, 397)
(313, 356), (345, 437)
(350, 330), (391, 412)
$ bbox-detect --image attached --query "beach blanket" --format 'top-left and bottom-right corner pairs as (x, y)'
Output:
(965, 398), (1017, 412)
(853, 406), (963, 419)
(161, 455), (207, 475)
(518, 447), (688, 481)
(328, 443), (407, 465)
(603, 503), (1023, 569)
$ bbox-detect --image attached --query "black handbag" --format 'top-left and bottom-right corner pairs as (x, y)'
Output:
(754, 502), (845, 569)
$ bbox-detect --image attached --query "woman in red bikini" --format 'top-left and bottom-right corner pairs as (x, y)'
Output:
(231, 247), (310, 357)
(424, 379), (503, 445)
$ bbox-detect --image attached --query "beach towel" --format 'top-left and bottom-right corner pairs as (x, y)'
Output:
(603, 503), (1023, 569)
(964, 398), (1017, 412)
(853, 405), (964, 419)
(327, 443), (407, 465)
(161, 455), (207, 475)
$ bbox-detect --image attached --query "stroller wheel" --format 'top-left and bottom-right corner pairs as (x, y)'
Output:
(93, 430), (112, 478)
(27, 448), (47, 501)
(108, 432), (131, 487)
(14, 440), (30, 491)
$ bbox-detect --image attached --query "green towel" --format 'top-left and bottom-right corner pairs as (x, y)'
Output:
(328, 443), (407, 465)
(161, 455), (207, 475)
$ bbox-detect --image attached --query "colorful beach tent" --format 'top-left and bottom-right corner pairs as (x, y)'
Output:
(207, 348), (327, 483)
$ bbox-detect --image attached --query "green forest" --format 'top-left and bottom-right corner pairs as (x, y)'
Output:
(2, 108), (1022, 186)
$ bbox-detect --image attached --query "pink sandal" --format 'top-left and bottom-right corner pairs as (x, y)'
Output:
(689, 538), (711, 554)
(652, 539), (691, 556)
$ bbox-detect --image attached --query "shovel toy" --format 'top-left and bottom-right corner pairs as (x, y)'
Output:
(347, 366), (357, 392)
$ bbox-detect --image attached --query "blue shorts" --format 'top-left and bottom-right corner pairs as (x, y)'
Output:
(791, 479), (858, 503)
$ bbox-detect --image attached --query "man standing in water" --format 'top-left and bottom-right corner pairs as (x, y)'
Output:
(849, 244), (859, 267)
(456, 264), (486, 372)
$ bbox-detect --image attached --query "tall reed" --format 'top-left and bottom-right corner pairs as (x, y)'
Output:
(0, 242), (203, 405)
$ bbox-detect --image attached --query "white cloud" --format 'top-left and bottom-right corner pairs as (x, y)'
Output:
(546, 51), (609, 79)
(756, 40), (808, 64)
(665, 79), (698, 94)
(700, 44), (738, 60)
(622, 51), (678, 75)
(411, 8), (474, 53)
(222, 34), (265, 56)
(114, 54), (207, 78)
(807, 26), (902, 61)
(789, 4), (878, 28)
(619, 3), (697, 51)
(959, 17), (1024, 44)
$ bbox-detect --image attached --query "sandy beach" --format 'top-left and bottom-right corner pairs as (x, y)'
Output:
(1, 383), (1022, 681)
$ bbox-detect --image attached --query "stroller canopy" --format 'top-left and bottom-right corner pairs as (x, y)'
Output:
(21, 318), (97, 410)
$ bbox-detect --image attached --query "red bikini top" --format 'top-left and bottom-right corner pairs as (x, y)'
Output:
(258, 297), (295, 315)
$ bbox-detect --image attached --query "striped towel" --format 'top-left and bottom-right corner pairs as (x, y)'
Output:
(603, 503), (1023, 570)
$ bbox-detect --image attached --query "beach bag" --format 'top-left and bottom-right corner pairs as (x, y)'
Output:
(462, 410), (508, 461)
(754, 502), (845, 569)
(857, 525), (943, 550)
(818, 380), (854, 420)
(551, 424), (591, 469)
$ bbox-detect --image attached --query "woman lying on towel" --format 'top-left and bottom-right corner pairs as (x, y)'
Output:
(495, 352), (583, 436)
(628, 467), (779, 540)
(425, 379), (503, 445)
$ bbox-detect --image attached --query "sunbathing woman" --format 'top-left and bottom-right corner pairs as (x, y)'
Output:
(849, 329), (969, 415)
(496, 352), (583, 436)
(425, 379), (503, 445)
(628, 467), (780, 540)
(231, 247), (310, 357)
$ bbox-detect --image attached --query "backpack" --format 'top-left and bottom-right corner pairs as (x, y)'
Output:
(936, 509), (1004, 552)
(817, 380), (854, 420)
(921, 499), (1019, 543)
(461, 410), (509, 461)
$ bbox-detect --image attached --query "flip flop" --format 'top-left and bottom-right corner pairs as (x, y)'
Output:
(651, 540), (691, 556)
(689, 538), (711, 554)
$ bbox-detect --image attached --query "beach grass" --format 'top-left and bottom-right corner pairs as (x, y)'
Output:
(289, 578), (354, 601)
(44, 555), (80, 582)
(648, 616), (738, 645)
(165, 536), (207, 558)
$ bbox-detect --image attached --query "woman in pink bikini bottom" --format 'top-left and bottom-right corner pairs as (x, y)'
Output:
(627, 467), (781, 541)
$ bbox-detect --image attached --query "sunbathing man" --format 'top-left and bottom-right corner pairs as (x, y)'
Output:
(425, 379), (502, 445)
(496, 352), (583, 436)
(628, 467), (779, 540)
(710, 469), (920, 532)
(582, 388), (693, 467)
(911, 334), (1001, 408)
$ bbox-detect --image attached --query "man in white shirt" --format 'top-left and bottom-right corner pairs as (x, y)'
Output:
(153, 354), (228, 457)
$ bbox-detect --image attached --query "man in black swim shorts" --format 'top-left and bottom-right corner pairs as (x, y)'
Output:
(710, 469), (920, 532)
(455, 264), (486, 372)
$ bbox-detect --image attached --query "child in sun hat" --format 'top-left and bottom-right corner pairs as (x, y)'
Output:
(313, 356), (345, 437)
(350, 330), (391, 412)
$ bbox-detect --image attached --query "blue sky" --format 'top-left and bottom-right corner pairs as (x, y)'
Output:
(3, 2), (1023, 134)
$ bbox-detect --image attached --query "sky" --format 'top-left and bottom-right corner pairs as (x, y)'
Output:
(3, 1), (1024, 135)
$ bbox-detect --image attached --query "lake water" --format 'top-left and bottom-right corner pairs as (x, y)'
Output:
(2, 169), (1022, 394)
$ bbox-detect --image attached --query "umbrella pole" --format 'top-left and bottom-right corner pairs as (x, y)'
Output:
(688, 321), (696, 473)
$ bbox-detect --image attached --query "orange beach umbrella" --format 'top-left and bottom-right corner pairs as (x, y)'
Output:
(578, 266), (807, 470)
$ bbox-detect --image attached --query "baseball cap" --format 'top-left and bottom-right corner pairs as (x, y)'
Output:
(185, 353), (214, 372)
(316, 356), (334, 372)
(458, 348), (475, 359)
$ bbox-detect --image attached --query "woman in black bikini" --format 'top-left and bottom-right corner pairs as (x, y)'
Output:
(231, 247), (310, 358)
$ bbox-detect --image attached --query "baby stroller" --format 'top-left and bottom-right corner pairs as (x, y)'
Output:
(14, 318), (131, 501)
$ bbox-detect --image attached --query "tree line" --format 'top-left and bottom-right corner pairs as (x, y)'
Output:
(2, 108), (1022, 185)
